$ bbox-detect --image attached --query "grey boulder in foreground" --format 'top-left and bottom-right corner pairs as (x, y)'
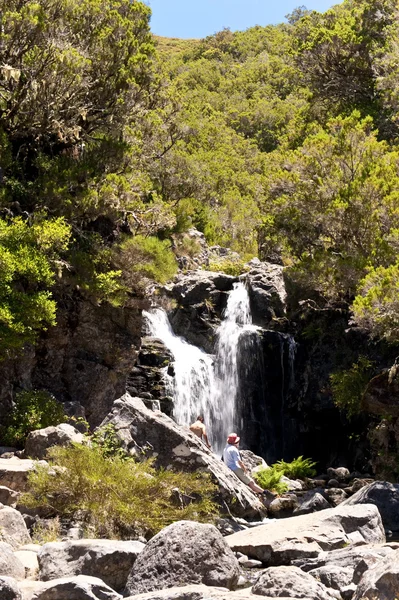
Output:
(226, 503), (385, 564)
(124, 520), (240, 596)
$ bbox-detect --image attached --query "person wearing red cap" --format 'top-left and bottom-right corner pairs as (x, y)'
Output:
(223, 433), (264, 494)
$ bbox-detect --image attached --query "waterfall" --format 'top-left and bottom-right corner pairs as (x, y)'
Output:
(212, 282), (254, 450)
(143, 282), (255, 455)
(143, 308), (216, 429)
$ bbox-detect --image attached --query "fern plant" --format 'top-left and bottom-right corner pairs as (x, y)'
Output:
(274, 456), (317, 479)
(253, 455), (317, 494)
(253, 466), (288, 495)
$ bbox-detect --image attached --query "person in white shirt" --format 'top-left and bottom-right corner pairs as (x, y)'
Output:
(223, 432), (264, 494)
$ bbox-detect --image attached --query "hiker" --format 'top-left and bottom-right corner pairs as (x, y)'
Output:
(223, 432), (264, 494)
(189, 415), (211, 449)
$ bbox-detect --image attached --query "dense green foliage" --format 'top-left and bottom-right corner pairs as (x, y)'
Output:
(3, 0), (399, 360)
(0, 390), (65, 447)
(331, 356), (375, 417)
(24, 443), (219, 538)
(274, 455), (317, 479)
(253, 466), (288, 495)
(253, 455), (316, 493)
(0, 216), (71, 353)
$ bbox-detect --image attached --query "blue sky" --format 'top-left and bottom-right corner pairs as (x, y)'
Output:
(146, 1), (342, 39)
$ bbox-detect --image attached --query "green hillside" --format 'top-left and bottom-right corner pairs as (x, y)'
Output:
(1, 0), (399, 356)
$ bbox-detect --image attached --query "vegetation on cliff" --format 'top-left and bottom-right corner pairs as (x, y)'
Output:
(1, 0), (399, 358)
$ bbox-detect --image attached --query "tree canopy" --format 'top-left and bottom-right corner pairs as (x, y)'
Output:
(2, 0), (399, 355)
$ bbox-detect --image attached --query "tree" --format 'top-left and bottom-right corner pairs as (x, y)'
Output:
(0, 0), (154, 155)
(0, 215), (71, 355)
(260, 112), (399, 299)
(352, 262), (399, 342)
(293, 0), (396, 128)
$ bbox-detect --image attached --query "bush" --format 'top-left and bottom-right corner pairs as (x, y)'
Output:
(1, 390), (65, 448)
(0, 216), (71, 355)
(113, 235), (178, 286)
(352, 262), (399, 343)
(23, 443), (219, 539)
(208, 257), (248, 277)
(274, 456), (317, 479)
(253, 465), (288, 495)
(253, 455), (317, 493)
(331, 356), (375, 418)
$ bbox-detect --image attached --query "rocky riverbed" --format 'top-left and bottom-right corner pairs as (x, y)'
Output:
(1, 395), (399, 600)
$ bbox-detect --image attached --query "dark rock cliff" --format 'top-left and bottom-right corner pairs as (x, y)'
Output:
(0, 292), (142, 427)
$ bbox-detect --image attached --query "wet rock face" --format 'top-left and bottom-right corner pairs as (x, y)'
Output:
(168, 270), (237, 353)
(236, 328), (296, 464)
(126, 338), (173, 415)
(0, 296), (142, 427)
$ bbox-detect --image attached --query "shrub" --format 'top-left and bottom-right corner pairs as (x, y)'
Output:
(208, 257), (248, 277)
(253, 455), (317, 493)
(274, 456), (317, 479)
(173, 235), (202, 259)
(331, 356), (375, 418)
(1, 390), (65, 448)
(253, 465), (288, 495)
(352, 262), (399, 343)
(113, 235), (178, 286)
(0, 216), (71, 355)
(31, 517), (61, 544)
(89, 424), (128, 460)
(23, 443), (219, 539)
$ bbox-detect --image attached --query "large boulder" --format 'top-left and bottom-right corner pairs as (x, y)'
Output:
(38, 539), (144, 594)
(124, 585), (302, 600)
(124, 585), (263, 600)
(124, 520), (240, 596)
(0, 458), (37, 492)
(294, 491), (332, 516)
(23, 575), (121, 599)
(0, 542), (25, 579)
(353, 547), (399, 600)
(167, 270), (237, 352)
(294, 543), (397, 596)
(171, 271), (236, 308)
(0, 506), (31, 549)
(245, 259), (287, 327)
(0, 487), (20, 507)
(14, 547), (39, 579)
(226, 504), (385, 565)
(25, 424), (84, 460)
(0, 577), (21, 600)
(252, 565), (339, 600)
(342, 481), (399, 532)
(99, 394), (265, 519)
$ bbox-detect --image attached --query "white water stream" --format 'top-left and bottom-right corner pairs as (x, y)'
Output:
(144, 282), (257, 455)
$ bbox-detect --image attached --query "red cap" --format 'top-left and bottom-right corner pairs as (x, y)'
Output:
(227, 433), (240, 444)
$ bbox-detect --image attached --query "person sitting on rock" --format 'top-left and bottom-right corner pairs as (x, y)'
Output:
(189, 415), (211, 449)
(223, 432), (264, 495)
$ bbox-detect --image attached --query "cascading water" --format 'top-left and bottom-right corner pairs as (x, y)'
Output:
(143, 308), (216, 429)
(143, 282), (255, 455)
(212, 282), (255, 451)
